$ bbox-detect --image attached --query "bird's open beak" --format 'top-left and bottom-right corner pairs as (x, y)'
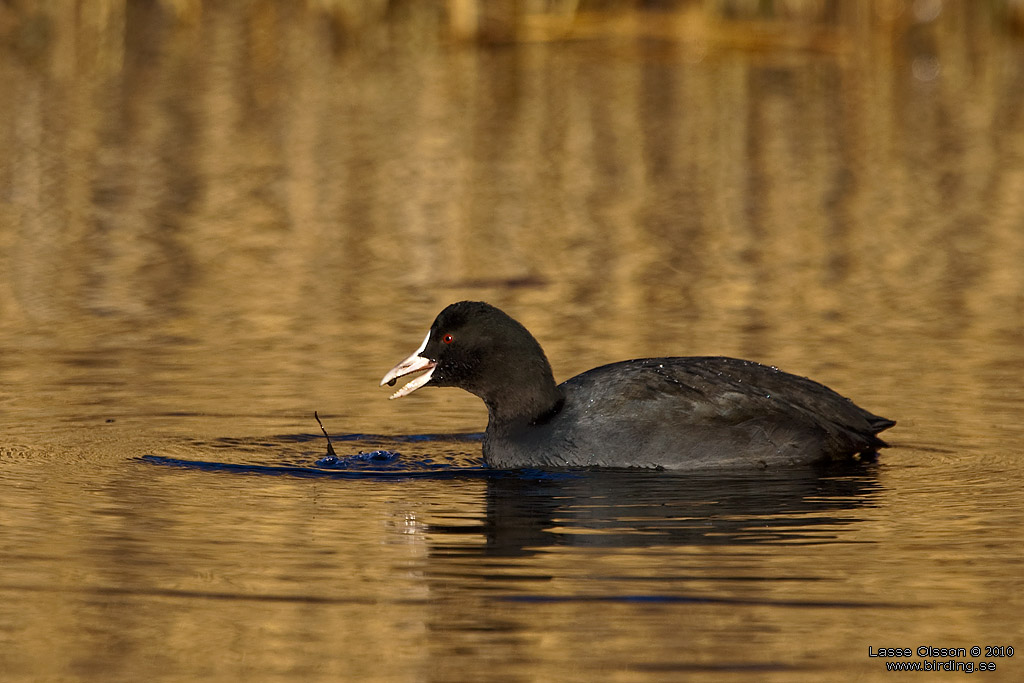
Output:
(379, 332), (436, 399)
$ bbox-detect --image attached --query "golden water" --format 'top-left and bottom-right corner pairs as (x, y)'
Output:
(1, 3), (1023, 681)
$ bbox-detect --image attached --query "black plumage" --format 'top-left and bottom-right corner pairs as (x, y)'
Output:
(381, 301), (894, 470)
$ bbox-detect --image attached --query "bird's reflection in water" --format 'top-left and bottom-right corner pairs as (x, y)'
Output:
(427, 465), (881, 558)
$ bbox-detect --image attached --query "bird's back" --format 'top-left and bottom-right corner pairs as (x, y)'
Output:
(484, 356), (894, 470)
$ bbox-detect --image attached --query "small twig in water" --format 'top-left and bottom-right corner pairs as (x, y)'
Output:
(314, 411), (337, 457)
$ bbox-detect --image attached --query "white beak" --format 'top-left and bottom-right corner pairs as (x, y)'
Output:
(379, 333), (436, 399)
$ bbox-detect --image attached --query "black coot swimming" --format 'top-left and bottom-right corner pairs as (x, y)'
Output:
(380, 301), (894, 470)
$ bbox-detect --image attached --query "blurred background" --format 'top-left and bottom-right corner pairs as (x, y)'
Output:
(1, 0), (1023, 441)
(2, 2), (1024, 681)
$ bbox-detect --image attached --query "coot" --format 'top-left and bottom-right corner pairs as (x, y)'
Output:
(380, 301), (894, 470)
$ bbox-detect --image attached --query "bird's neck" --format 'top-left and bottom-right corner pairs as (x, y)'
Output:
(480, 370), (563, 429)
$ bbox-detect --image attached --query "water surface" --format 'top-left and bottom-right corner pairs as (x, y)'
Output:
(2, 3), (1023, 681)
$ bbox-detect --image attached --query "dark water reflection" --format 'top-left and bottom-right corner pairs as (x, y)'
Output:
(472, 468), (882, 555)
(2, 2), (1024, 682)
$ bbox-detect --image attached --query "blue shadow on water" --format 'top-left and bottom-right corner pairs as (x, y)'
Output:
(139, 453), (587, 482)
(138, 453), (496, 479)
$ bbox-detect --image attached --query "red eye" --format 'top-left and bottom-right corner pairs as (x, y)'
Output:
(443, 334), (454, 344)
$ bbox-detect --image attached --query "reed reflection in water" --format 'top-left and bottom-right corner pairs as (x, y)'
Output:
(1, 2), (1023, 682)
